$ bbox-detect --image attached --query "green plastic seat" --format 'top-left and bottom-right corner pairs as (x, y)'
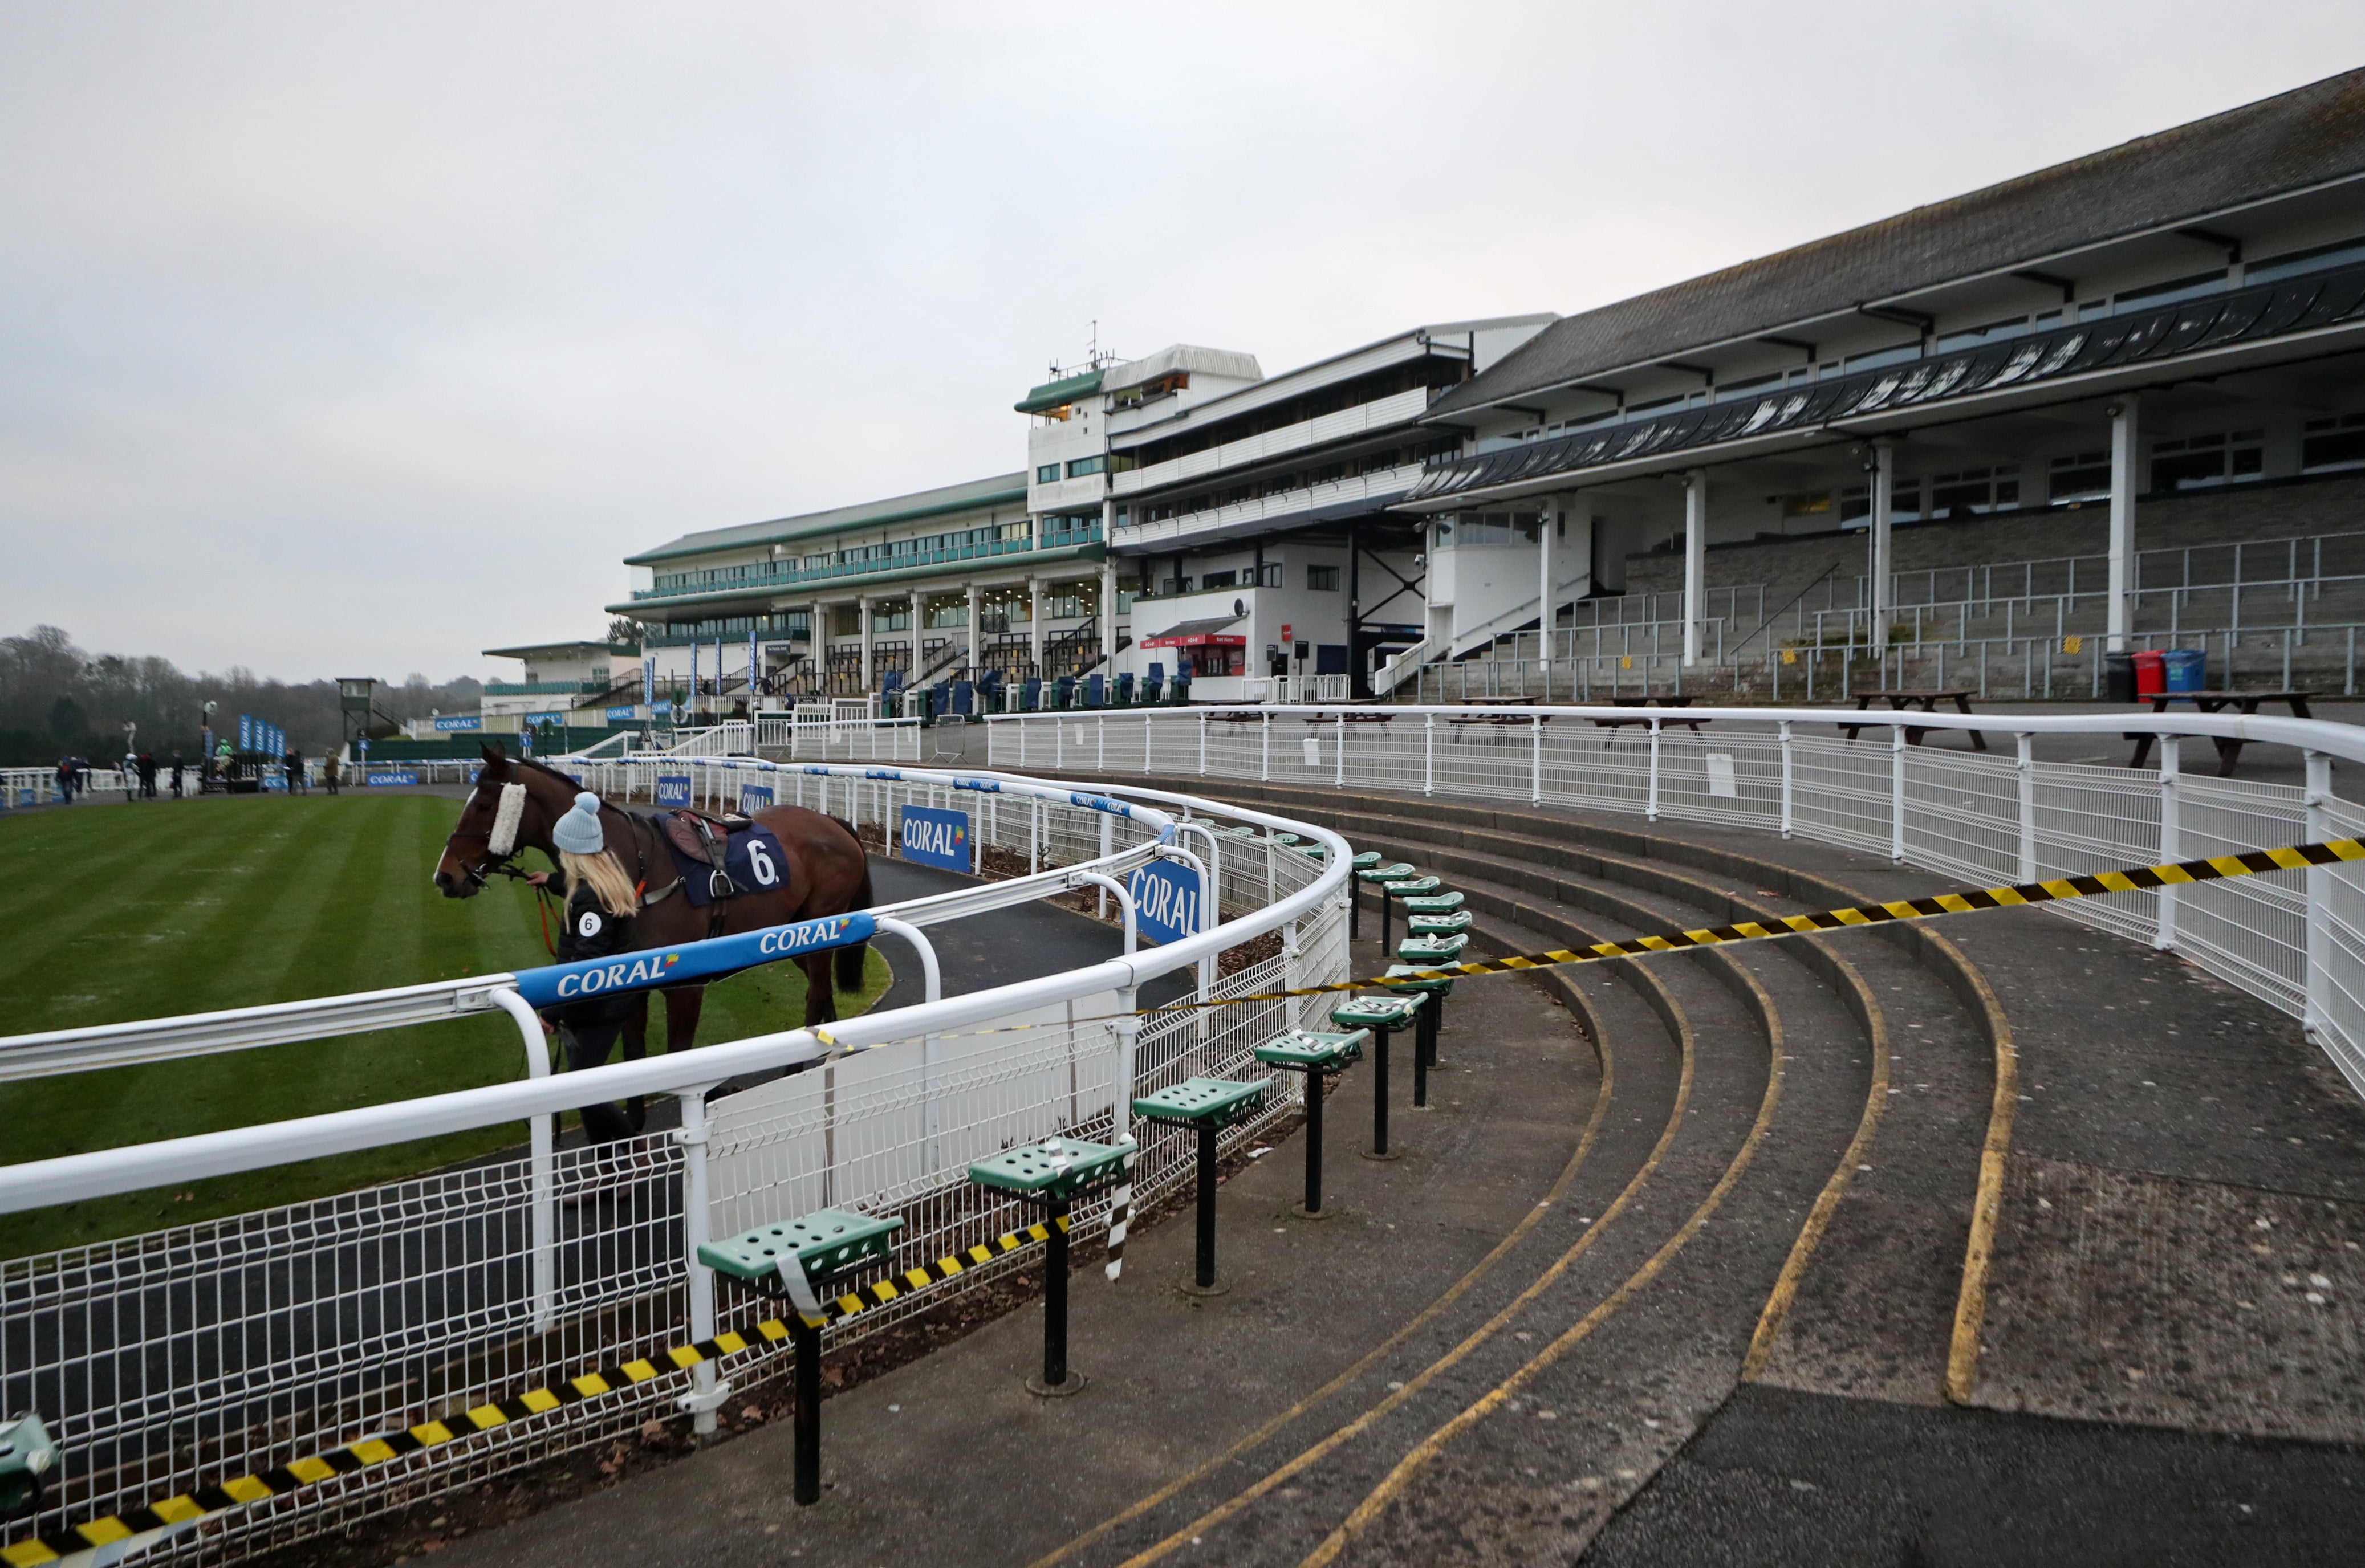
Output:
(1213, 825), (1258, 840)
(969, 1136), (1128, 1201)
(1356, 861), (1417, 883)
(1383, 875), (1443, 898)
(1254, 1028), (1368, 1070)
(1349, 850), (1381, 870)
(1133, 1075), (1270, 1128)
(1400, 892), (1466, 914)
(1407, 910), (1474, 936)
(1298, 842), (1328, 860)
(1331, 993), (1427, 1029)
(0, 1412), (56, 1522)
(698, 1207), (905, 1286)
(1398, 933), (1472, 966)
(1271, 832), (1302, 846)
(1384, 963), (1456, 998)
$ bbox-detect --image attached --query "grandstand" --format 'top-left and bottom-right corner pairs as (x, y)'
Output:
(1385, 69), (2365, 702)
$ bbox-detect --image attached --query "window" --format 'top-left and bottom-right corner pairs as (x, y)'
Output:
(1843, 341), (1923, 373)
(2112, 270), (2227, 313)
(2153, 430), (2264, 490)
(1036, 464), (1060, 484)
(1258, 561), (1283, 588)
(1201, 569), (1238, 590)
(1836, 480), (1924, 523)
(1307, 564), (1340, 591)
(2251, 236), (2365, 287)
(2303, 413), (2365, 473)
(1927, 466), (2019, 515)
(1449, 512), (1543, 544)
(1161, 577), (1193, 596)
(1066, 455), (1106, 479)
(2049, 451), (2112, 503)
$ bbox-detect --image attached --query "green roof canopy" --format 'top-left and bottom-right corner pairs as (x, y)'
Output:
(1014, 369), (1103, 415)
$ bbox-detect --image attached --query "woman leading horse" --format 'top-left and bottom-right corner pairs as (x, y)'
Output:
(433, 744), (874, 1054)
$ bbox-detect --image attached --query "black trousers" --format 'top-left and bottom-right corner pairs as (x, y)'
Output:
(560, 1020), (637, 1144)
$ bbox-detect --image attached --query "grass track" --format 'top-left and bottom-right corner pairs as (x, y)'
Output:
(0, 793), (889, 1258)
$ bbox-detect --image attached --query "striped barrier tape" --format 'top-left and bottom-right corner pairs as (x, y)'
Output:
(1, 1217), (1070, 1567)
(816, 837), (2365, 1044)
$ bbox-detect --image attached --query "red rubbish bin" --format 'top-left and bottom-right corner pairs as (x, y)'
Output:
(2132, 650), (2166, 696)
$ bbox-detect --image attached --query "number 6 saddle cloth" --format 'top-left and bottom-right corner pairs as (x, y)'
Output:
(659, 809), (791, 907)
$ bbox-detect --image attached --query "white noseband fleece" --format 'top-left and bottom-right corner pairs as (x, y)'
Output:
(487, 783), (527, 858)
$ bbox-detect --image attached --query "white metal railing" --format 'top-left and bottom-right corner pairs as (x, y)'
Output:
(0, 759), (1349, 1566)
(987, 703), (2365, 1101)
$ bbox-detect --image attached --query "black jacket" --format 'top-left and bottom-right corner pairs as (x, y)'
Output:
(544, 871), (639, 1027)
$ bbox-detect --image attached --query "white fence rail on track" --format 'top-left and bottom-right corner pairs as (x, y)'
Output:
(987, 703), (2365, 1099)
(0, 754), (1350, 1566)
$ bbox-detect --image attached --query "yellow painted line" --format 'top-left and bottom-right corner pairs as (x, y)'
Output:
(1300, 978), (1787, 1568)
(1946, 949), (2021, 1404)
(1741, 941), (1888, 1381)
(1102, 962), (1704, 1568)
(1025, 940), (1627, 1568)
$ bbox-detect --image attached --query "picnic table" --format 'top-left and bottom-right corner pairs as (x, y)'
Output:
(2124, 691), (2317, 777)
(1454, 694), (1538, 707)
(1838, 691), (1988, 750)
(1590, 695), (1709, 738)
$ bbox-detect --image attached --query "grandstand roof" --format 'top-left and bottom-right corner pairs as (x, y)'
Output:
(625, 472), (1029, 565)
(1432, 68), (2365, 420)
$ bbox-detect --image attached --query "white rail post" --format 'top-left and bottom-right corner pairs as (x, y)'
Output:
(2156, 736), (2180, 951)
(1261, 711), (1271, 783)
(1646, 716), (1661, 822)
(2016, 732), (2037, 883)
(1530, 712), (1543, 805)
(1281, 915), (1303, 1038)
(2307, 749), (2334, 1045)
(1335, 710), (1346, 788)
(1890, 723), (1907, 862)
(676, 1081), (729, 1435)
(487, 989), (556, 1331)
(1778, 719), (1794, 839)
(1099, 814), (1113, 918)
(1098, 714), (1106, 772)
(1105, 981), (1141, 1282)
(1423, 711), (1435, 797)
(1056, 714), (1064, 771)
(1199, 710), (1209, 776)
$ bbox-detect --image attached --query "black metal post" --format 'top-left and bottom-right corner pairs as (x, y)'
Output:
(1378, 889), (1393, 956)
(1195, 1120), (1220, 1288)
(1350, 875), (1362, 939)
(1371, 1026), (1391, 1155)
(1043, 1195), (1071, 1389)
(1303, 1068), (1325, 1213)
(1413, 1006), (1432, 1108)
(791, 1313), (823, 1505)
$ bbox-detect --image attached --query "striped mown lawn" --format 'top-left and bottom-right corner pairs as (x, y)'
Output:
(0, 792), (889, 1257)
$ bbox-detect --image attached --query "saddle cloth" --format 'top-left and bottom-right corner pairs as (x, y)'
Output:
(660, 812), (790, 907)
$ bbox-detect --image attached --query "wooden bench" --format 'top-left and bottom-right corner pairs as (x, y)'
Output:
(2124, 691), (2317, 777)
(1590, 695), (1709, 739)
(1838, 690), (1988, 750)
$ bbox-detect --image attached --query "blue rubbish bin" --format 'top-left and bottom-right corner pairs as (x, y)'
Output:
(2164, 647), (2206, 694)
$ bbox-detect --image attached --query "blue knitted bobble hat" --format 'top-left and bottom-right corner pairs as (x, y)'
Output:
(552, 791), (606, 854)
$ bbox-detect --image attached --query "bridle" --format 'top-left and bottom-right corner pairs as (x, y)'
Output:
(443, 780), (531, 889)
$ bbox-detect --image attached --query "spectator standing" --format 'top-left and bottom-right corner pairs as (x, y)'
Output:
(283, 749), (301, 794)
(55, 757), (74, 804)
(170, 753), (185, 799)
(139, 753), (158, 799)
(323, 751), (341, 795)
(123, 749), (139, 802)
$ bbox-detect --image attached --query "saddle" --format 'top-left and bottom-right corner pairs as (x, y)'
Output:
(660, 808), (754, 867)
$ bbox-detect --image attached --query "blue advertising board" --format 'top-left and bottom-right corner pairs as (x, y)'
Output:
(365, 769), (420, 787)
(900, 804), (971, 872)
(606, 705), (637, 722)
(513, 912), (875, 1009)
(655, 774), (693, 808)
(739, 784), (774, 813)
(433, 715), (483, 732)
(239, 714), (252, 749)
(1128, 860), (1205, 946)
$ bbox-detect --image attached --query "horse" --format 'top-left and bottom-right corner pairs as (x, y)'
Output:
(433, 744), (875, 1062)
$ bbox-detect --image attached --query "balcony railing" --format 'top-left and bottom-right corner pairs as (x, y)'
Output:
(636, 528), (1102, 604)
(482, 680), (611, 696)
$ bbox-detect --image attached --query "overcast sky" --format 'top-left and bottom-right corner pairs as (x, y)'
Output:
(5, 4), (2363, 683)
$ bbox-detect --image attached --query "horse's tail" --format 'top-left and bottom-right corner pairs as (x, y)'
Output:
(833, 816), (872, 992)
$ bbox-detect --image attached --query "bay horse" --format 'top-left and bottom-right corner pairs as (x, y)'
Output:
(433, 745), (874, 1060)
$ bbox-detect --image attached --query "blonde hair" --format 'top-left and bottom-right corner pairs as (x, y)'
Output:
(560, 848), (639, 920)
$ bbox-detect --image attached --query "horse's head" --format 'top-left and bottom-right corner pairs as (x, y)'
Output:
(434, 743), (548, 899)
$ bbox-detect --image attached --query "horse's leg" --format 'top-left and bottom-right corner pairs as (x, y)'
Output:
(800, 950), (839, 1029)
(665, 985), (705, 1055)
(620, 992), (649, 1131)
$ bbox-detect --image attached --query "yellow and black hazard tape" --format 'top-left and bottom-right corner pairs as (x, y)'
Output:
(821, 837), (2365, 1045)
(1, 1216), (1070, 1567)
